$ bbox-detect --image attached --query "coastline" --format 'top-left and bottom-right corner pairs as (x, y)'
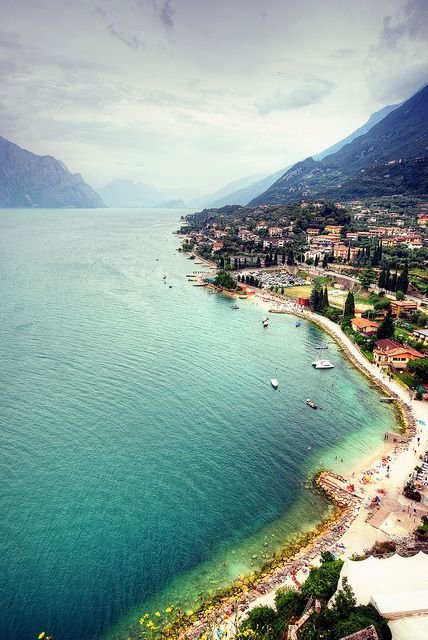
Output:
(174, 280), (427, 640)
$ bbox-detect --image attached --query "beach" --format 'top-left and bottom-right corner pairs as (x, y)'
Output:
(180, 284), (428, 640)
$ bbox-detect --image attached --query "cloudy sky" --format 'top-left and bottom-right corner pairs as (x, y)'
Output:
(1, 0), (427, 197)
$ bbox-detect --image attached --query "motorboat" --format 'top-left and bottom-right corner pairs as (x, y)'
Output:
(312, 359), (334, 369)
(230, 303), (239, 309)
(315, 344), (328, 350)
(262, 317), (269, 327)
(295, 320), (301, 327)
(271, 378), (279, 389)
(306, 399), (317, 409)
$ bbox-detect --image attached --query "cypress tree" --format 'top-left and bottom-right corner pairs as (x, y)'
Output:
(398, 261), (409, 295)
(322, 253), (328, 268)
(346, 244), (351, 262)
(389, 270), (398, 292)
(378, 266), (386, 289)
(377, 311), (394, 340)
(323, 286), (329, 310)
(344, 291), (355, 318)
(314, 255), (319, 267)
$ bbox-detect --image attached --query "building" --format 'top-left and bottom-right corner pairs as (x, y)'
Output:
(337, 554), (428, 640)
(212, 241), (224, 253)
(351, 317), (379, 336)
(324, 224), (343, 235)
(412, 328), (428, 345)
(373, 339), (423, 370)
(268, 226), (282, 237)
(333, 244), (360, 260)
(389, 300), (418, 318)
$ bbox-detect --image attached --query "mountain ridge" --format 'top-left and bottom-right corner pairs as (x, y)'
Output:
(0, 136), (104, 208)
(249, 84), (428, 205)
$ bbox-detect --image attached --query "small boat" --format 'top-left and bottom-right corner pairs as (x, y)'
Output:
(312, 359), (334, 369)
(163, 275), (167, 279)
(230, 304), (239, 309)
(306, 399), (317, 409)
(271, 378), (279, 389)
(239, 295), (248, 299)
(295, 321), (301, 327)
(262, 317), (269, 327)
(169, 285), (173, 288)
(315, 344), (328, 350)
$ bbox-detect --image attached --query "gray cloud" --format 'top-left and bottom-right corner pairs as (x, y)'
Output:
(379, 0), (428, 49)
(257, 77), (335, 114)
(107, 23), (144, 50)
(159, 0), (175, 31)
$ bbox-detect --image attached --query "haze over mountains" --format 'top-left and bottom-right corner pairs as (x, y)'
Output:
(250, 84), (428, 206)
(0, 137), (104, 208)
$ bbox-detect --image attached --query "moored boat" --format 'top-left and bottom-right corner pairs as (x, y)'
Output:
(295, 320), (301, 327)
(271, 378), (279, 389)
(230, 303), (239, 309)
(312, 359), (334, 369)
(262, 317), (269, 327)
(306, 399), (317, 409)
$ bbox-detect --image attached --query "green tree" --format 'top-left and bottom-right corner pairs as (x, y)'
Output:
(310, 283), (323, 312)
(301, 559), (343, 600)
(344, 291), (355, 318)
(214, 271), (236, 290)
(377, 311), (394, 340)
(397, 260), (409, 294)
(407, 358), (428, 382)
(322, 254), (328, 268)
(395, 290), (405, 301)
(359, 267), (376, 290)
(242, 606), (276, 634)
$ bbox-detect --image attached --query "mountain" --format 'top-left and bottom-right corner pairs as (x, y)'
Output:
(0, 136), (104, 208)
(313, 102), (401, 160)
(199, 101), (401, 208)
(250, 84), (428, 205)
(210, 168), (287, 207)
(188, 173), (267, 209)
(97, 179), (164, 208)
(153, 199), (186, 209)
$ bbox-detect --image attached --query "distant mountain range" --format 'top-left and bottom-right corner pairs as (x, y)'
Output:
(0, 136), (104, 208)
(250, 85), (428, 205)
(96, 179), (164, 208)
(195, 101), (402, 209)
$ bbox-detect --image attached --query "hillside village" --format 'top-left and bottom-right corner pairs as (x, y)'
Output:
(179, 197), (428, 395)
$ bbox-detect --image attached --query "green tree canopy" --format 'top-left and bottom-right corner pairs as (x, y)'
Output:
(215, 271), (236, 290)
(344, 291), (355, 318)
(407, 358), (428, 382)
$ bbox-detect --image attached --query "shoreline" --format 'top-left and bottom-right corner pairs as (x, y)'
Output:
(174, 283), (427, 640)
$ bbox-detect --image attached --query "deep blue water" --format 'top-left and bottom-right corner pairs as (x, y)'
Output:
(0, 209), (396, 640)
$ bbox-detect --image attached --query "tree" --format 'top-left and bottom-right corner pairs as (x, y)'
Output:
(301, 558), (343, 600)
(287, 249), (294, 266)
(397, 260), (409, 294)
(322, 254), (328, 269)
(310, 283), (323, 312)
(322, 286), (329, 311)
(332, 579), (356, 620)
(377, 310), (394, 340)
(242, 606), (276, 633)
(407, 358), (428, 382)
(344, 291), (355, 318)
(314, 255), (319, 268)
(359, 267), (376, 290)
(275, 588), (307, 626)
(395, 290), (405, 301)
(215, 271), (236, 290)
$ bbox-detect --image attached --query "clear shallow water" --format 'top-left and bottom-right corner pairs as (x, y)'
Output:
(0, 209), (397, 640)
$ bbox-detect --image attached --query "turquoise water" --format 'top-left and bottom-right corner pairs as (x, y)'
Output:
(0, 209), (396, 640)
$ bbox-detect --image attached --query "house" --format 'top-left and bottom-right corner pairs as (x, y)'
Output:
(268, 226), (283, 237)
(212, 241), (224, 253)
(412, 328), (428, 345)
(373, 339), (423, 370)
(389, 300), (418, 318)
(324, 224), (343, 235)
(333, 244), (360, 260)
(351, 317), (379, 335)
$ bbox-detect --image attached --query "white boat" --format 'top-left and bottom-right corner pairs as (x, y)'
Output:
(306, 399), (317, 409)
(315, 344), (328, 350)
(271, 378), (279, 389)
(262, 317), (269, 327)
(230, 303), (239, 309)
(312, 359), (334, 369)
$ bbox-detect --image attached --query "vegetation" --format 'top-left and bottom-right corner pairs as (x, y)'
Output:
(407, 358), (428, 383)
(214, 271), (237, 290)
(343, 291), (355, 319)
(377, 311), (394, 340)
